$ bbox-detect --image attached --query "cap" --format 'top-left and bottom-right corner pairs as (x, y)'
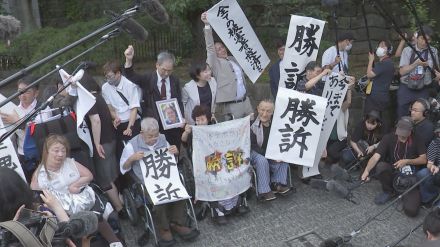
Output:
(395, 117), (413, 138)
(338, 32), (356, 42)
(366, 110), (382, 123)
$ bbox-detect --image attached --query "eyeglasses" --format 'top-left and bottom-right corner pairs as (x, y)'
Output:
(104, 72), (117, 80)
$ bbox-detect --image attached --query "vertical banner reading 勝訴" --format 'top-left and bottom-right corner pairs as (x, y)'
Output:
(206, 0), (270, 83)
(303, 73), (349, 177)
(192, 116), (251, 201)
(279, 15), (325, 89)
(140, 148), (190, 205)
(0, 118), (26, 182)
(266, 88), (326, 167)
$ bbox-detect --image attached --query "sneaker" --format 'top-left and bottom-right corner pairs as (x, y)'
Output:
(259, 191), (277, 201)
(214, 215), (229, 225)
(235, 205), (250, 215)
(374, 192), (393, 205)
(274, 184), (291, 195)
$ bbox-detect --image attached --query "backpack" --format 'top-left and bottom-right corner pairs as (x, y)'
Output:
(404, 49), (432, 90)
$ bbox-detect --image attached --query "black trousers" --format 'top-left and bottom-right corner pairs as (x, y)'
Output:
(375, 161), (421, 217)
(115, 119), (141, 160)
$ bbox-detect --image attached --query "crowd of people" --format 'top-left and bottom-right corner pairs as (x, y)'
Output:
(1, 11), (440, 247)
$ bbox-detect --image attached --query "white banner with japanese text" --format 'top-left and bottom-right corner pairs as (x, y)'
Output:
(192, 116), (251, 201)
(207, 0), (270, 83)
(140, 148), (190, 205)
(0, 118), (26, 181)
(303, 73), (349, 177)
(266, 88), (326, 167)
(279, 15), (325, 89)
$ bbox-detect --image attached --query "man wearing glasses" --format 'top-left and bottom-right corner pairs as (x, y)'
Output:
(123, 45), (184, 149)
(102, 60), (141, 158)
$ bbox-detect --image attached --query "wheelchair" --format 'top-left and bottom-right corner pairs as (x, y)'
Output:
(250, 162), (295, 198)
(122, 170), (198, 246)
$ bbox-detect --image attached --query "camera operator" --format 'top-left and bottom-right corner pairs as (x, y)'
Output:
(0, 167), (70, 246)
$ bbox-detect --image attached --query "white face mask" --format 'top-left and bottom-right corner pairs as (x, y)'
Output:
(345, 43), (352, 51)
(376, 47), (387, 57)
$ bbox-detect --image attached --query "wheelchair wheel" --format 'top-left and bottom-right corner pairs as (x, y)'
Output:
(123, 189), (139, 226)
(178, 156), (195, 198)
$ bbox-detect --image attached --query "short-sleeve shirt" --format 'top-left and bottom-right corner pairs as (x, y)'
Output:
(322, 46), (349, 74)
(351, 120), (383, 145)
(85, 93), (115, 145)
(101, 75), (141, 123)
(370, 58), (395, 95)
(427, 138), (440, 166)
(376, 133), (426, 164)
(413, 118), (434, 148)
(296, 77), (324, 96)
(399, 45), (439, 81)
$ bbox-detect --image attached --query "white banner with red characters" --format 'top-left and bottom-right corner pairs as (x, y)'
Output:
(192, 116), (251, 201)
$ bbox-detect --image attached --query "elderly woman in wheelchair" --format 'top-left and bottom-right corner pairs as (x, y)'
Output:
(120, 117), (199, 247)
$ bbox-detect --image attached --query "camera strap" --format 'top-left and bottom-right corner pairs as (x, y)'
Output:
(0, 220), (44, 247)
(0, 217), (57, 247)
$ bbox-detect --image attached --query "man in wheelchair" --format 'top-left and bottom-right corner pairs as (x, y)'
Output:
(120, 117), (199, 246)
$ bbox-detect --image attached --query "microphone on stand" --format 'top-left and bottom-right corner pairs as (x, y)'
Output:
(105, 10), (149, 42)
(137, 0), (169, 24)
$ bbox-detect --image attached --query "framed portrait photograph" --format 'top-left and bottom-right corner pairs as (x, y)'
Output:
(156, 98), (184, 130)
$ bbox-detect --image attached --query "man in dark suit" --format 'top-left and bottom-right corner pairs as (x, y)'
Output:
(123, 45), (184, 149)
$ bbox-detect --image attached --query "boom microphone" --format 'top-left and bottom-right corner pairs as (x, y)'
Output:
(321, 0), (339, 7)
(79, 61), (97, 69)
(330, 164), (352, 182)
(138, 0), (169, 24)
(56, 211), (99, 238)
(326, 180), (351, 199)
(310, 178), (328, 191)
(106, 10), (148, 42)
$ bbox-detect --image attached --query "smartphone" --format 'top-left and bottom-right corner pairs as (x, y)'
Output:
(32, 190), (44, 203)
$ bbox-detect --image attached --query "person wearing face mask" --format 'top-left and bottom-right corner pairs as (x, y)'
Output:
(364, 40), (395, 115)
(322, 32), (355, 74)
(101, 60), (142, 158)
(397, 25), (440, 119)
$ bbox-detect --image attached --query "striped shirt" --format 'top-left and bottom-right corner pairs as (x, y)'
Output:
(427, 138), (440, 166)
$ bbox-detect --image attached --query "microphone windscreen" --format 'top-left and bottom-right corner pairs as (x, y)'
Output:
(81, 61), (97, 69)
(69, 211), (98, 238)
(0, 15), (21, 39)
(321, 0), (339, 6)
(330, 164), (351, 182)
(326, 180), (350, 199)
(140, 0), (169, 24)
(121, 17), (149, 42)
(310, 178), (328, 191)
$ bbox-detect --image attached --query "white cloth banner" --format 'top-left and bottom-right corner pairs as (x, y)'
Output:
(279, 15), (325, 89)
(59, 69), (96, 157)
(0, 93), (20, 132)
(192, 116), (251, 201)
(0, 118), (26, 181)
(207, 0), (270, 83)
(266, 88), (326, 167)
(140, 148), (189, 205)
(303, 73), (349, 177)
